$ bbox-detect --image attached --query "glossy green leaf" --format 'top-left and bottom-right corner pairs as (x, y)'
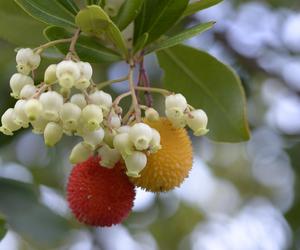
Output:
(114, 0), (144, 30)
(183, 0), (223, 17)
(75, 5), (128, 57)
(57, 0), (79, 15)
(0, 1), (46, 46)
(0, 178), (70, 248)
(133, 32), (149, 54)
(0, 216), (7, 241)
(147, 21), (215, 53)
(157, 45), (250, 142)
(14, 0), (76, 28)
(134, 0), (189, 46)
(44, 26), (121, 63)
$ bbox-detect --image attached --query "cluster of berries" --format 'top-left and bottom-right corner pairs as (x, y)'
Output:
(0, 47), (209, 227)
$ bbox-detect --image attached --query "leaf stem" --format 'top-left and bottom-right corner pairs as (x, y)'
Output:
(135, 86), (172, 96)
(96, 76), (128, 89)
(34, 38), (73, 54)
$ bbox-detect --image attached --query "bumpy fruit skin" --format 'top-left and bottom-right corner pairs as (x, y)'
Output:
(67, 156), (135, 227)
(131, 118), (193, 192)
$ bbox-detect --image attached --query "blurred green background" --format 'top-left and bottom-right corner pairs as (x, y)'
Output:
(1, 0), (300, 249)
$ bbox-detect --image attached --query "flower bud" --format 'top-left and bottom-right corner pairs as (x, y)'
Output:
(39, 91), (63, 121)
(69, 142), (93, 164)
(77, 62), (93, 79)
(60, 102), (81, 131)
(25, 99), (42, 121)
(60, 87), (71, 99)
(20, 85), (37, 99)
(56, 60), (80, 88)
(103, 128), (117, 148)
(44, 122), (63, 147)
(129, 123), (153, 151)
(14, 100), (29, 128)
(165, 108), (186, 128)
(113, 133), (134, 156)
(186, 109), (209, 136)
(0, 108), (21, 135)
(117, 125), (131, 134)
(70, 94), (87, 109)
(31, 116), (48, 134)
(10, 73), (34, 98)
(145, 108), (159, 121)
(16, 48), (41, 74)
(149, 129), (161, 153)
(165, 93), (187, 111)
(98, 144), (121, 168)
(89, 91), (112, 116)
(44, 64), (57, 85)
(81, 104), (103, 131)
(124, 151), (147, 178)
(82, 128), (105, 149)
(110, 113), (121, 129)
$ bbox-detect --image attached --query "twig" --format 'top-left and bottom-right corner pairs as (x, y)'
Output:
(96, 75), (128, 89)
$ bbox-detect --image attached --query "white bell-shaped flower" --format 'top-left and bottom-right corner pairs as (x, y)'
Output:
(56, 60), (80, 89)
(98, 144), (121, 168)
(44, 64), (57, 85)
(60, 102), (81, 131)
(117, 125), (131, 134)
(16, 48), (41, 75)
(25, 99), (42, 121)
(80, 104), (103, 131)
(70, 93), (87, 109)
(124, 151), (147, 178)
(10, 73), (34, 98)
(103, 128), (117, 147)
(0, 108), (21, 135)
(186, 109), (209, 136)
(113, 133), (134, 156)
(82, 127), (105, 149)
(30, 116), (48, 134)
(145, 108), (159, 121)
(14, 100), (29, 128)
(39, 91), (64, 121)
(89, 90), (112, 116)
(74, 62), (93, 90)
(44, 122), (63, 147)
(149, 129), (161, 153)
(129, 123), (153, 150)
(69, 142), (93, 164)
(166, 110), (187, 128)
(165, 93), (187, 111)
(20, 85), (37, 99)
(110, 113), (121, 129)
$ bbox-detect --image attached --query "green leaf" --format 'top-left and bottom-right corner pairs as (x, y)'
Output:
(134, 0), (189, 46)
(114, 0), (144, 31)
(183, 0), (223, 17)
(0, 178), (71, 248)
(157, 45), (250, 142)
(0, 1), (46, 46)
(133, 33), (148, 54)
(147, 21), (215, 53)
(14, 0), (76, 28)
(0, 216), (7, 241)
(75, 5), (128, 58)
(44, 26), (121, 63)
(86, 0), (101, 5)
(57, 0), (79, 15)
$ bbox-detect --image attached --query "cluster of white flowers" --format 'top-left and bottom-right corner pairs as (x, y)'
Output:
(0, 47), (163, 178)
(165, 93), (209, 136)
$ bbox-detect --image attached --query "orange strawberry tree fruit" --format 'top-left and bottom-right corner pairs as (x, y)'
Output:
(0, 0), (250, 230)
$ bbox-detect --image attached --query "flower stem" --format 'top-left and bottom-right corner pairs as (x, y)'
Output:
(34, 38), (73, 54)
(66, 29), (81, 60)
(129, 60), (141, 122)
